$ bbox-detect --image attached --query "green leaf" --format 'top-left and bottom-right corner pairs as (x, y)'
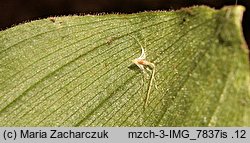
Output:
(0, 5), (249, 127)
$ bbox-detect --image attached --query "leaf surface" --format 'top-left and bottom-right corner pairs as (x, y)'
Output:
(0, 6), (249, 126)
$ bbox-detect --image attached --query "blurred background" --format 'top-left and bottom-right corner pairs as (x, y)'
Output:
(0, 0), (249, 48)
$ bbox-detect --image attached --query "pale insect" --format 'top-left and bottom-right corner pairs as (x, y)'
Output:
(130, 35), (157, 108)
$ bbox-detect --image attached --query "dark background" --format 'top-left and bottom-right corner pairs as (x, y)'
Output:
(0, 0), (249, 47)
